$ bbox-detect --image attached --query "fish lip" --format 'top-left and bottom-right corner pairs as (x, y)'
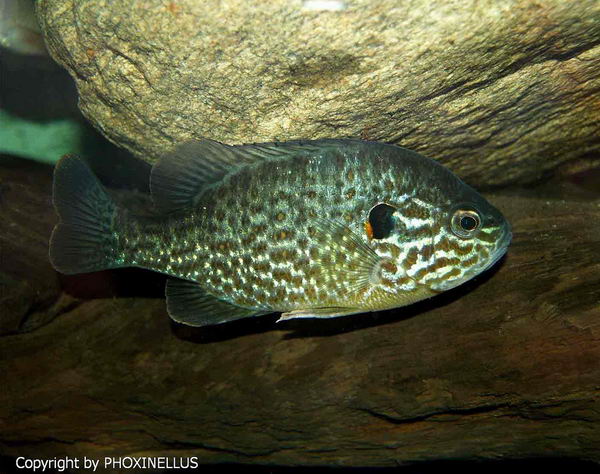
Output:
(500, 221), (513, 248)
(483, 225), (512, 271)
(498, 224), (512, 256)
(487, 245), (507, 270)
(463, 225), (511, 278)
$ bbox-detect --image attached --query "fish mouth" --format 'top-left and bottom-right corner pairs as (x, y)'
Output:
(460, 224), (511, 281)
(481, 225), (512, 272)
(428, 224), (512, 292)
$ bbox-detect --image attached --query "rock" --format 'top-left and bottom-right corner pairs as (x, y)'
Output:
(36, 0), (600, 187)
(1, 155), (599, 466)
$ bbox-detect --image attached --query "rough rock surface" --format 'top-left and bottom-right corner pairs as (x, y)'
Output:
(1, 157), (599, 466)
(36, 0), (600, 187)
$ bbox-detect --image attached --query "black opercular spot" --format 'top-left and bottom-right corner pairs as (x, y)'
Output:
(368, 203), (397, 239)
(460, 215), (478, 231)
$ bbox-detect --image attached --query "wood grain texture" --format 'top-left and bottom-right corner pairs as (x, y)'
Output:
(0, 157), (599, 466)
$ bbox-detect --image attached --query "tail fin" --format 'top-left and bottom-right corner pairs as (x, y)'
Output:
(49, 155), (121, 274)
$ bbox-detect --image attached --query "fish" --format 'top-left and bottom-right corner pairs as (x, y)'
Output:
(49, 139), (512, 327)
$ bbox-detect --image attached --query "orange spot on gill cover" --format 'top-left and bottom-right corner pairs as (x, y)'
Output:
(166, 2), (180, 14)
(364, 221), (374, 240)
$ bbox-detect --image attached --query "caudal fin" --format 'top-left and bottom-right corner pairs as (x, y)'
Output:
(49, 155), (121, 274)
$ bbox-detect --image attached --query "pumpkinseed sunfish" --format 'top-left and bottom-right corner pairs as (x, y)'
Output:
(49, 139), (511, 326)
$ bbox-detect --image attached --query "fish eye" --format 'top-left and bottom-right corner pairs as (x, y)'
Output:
(367, 203), (397, 239)
(451, 209), (481, 238)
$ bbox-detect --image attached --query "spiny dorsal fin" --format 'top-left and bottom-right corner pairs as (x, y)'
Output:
(150, 138), (371, 213)
(165, 278), (265, 327)
(235, 138), (367, 159)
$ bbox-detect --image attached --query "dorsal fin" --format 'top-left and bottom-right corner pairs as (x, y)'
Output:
(150, 140), (241, 213)
(235, 138), (365, 159)
(150, 138), (369, 213)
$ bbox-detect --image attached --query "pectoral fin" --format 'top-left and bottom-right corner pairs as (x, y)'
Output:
(309, 217), (384, 295)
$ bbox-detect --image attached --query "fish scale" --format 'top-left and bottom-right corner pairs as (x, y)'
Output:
(49, 139), (511, 327)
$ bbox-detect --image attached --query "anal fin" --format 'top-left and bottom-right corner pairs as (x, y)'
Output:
(277, 307), (364, 322)
(166, 278), (263, 327)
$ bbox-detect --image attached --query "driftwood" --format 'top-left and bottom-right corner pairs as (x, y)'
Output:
(1, 156), (599, 467)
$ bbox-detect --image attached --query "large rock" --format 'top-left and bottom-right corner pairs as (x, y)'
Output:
(36, 0), (600, 187)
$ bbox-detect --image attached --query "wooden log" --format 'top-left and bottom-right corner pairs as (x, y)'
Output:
(0, 157), (599, 466)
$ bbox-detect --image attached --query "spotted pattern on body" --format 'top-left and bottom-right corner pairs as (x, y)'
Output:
(102, 140), (511, 321)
